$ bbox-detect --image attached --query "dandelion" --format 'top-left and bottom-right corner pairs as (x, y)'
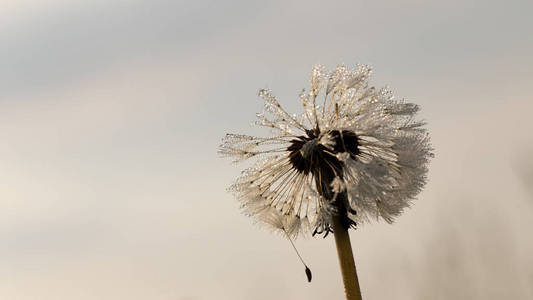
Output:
(219, 64), (433, 300)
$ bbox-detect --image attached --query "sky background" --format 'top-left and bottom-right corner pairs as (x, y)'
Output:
(1, 0), (533, 299)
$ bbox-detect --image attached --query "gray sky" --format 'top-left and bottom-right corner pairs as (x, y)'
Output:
(1, 1), (533, 299)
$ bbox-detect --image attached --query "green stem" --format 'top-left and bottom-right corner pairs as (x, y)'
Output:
(332, 215), (363, 300)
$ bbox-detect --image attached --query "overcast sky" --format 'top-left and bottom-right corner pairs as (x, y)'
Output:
(1, 1), (533, 299)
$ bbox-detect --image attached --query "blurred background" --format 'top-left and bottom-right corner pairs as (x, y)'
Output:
(1, 0), (532, 299)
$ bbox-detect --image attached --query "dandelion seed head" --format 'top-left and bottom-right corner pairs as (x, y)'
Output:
(219, 64), (433, 238)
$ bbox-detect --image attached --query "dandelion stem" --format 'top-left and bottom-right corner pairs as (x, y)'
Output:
(332, 214), (363, 300)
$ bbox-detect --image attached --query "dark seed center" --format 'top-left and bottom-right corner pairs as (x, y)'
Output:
(288, 129), (360, 176)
